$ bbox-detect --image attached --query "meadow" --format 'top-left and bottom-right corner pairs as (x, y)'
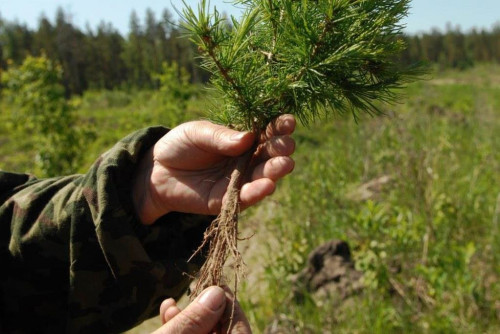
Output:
(1, 65), (499, 333)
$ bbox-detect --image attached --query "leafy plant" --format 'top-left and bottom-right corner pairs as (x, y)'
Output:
(180, 0), (421, 302)
(152, 61), (193, 127)
(1, 55), (88, 176)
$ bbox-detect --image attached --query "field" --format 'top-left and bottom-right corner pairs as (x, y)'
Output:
(1, 65), (499, 333)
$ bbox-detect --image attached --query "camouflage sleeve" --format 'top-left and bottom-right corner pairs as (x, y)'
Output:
(0, 126), (212, 334)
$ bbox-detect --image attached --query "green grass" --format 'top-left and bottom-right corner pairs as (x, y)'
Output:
(1, 65), (499, 333)
(239, 64), (500, 333)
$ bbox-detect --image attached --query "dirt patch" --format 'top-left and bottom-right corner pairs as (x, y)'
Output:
(264, 240), (363, 334)
(291, 240), (363, 302)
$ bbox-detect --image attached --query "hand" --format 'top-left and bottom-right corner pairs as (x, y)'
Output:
(133, 115), (296, 224)
(152, 286), (252, 334)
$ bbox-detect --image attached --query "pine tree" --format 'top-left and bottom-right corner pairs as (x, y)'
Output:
(123, 10), (147, 87)
(85, 21), (127, 89)
(53, 7), (87, 94)
(181, 0), (421, 300)
(158, 10), (174, 66)
(0, 21), (33, 65)
(0, 17), (5, 70)
(144, 8), (161, 78)
(34, 16), (57, 61)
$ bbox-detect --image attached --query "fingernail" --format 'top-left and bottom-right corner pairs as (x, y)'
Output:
(198, 287), (225, 311)
(231, 132), (247, 141)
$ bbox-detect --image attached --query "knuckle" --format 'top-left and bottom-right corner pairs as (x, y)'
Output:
(269, 136), (292, 155)
(208, 197), (222, 214)
(178, 122), (197, 141)
(173, 311), (206, 333)
(211, 127), (226, 144)
(182, 120), (211, 136)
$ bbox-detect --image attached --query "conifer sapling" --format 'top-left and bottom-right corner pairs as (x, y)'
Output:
(181, 0), (419, 300)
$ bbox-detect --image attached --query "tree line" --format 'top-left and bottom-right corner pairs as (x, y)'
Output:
(0, 7), (210, 95)
(400, 24), (500, 69)
(1, 8), (499, 96)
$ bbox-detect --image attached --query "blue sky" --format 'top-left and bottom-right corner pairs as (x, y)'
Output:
(0, 0), (499, 35)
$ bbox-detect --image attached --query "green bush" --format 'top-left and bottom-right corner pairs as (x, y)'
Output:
(1, 55), (90, 176)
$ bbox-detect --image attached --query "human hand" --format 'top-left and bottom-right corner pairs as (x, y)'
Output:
(133, 114), (296, 224)
(152, 286), (251, 334)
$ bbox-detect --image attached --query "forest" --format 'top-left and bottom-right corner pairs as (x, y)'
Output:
(1, 8), (500, 95)
(0, 8), (208, 95)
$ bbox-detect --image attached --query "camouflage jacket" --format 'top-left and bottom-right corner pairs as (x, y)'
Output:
(0, 127), (212, 333)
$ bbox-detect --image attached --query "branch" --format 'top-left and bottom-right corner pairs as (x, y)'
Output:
(204, 36), (250, 111)
(295, 18), (334, 82)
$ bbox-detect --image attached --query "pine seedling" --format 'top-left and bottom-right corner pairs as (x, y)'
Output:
(181, 0), (419, 299)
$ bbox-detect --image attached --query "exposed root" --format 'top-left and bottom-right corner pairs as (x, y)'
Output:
(188, 146), (256, 297)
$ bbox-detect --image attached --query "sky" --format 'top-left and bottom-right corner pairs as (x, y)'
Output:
(0, 0), (499, 35)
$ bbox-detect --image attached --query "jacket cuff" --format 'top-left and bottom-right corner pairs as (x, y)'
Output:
(83, 126), (168, 279)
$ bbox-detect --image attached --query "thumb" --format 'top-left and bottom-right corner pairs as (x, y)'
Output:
(153, 286), (227, 334)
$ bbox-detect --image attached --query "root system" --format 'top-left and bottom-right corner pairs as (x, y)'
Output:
(189, 144), (257, 300)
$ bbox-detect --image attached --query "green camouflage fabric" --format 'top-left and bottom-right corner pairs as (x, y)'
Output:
(0, 126), (212, 333)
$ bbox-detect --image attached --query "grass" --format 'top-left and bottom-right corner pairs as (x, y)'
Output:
(238, 64), (500, 333)
(1, 65), (499, 333)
